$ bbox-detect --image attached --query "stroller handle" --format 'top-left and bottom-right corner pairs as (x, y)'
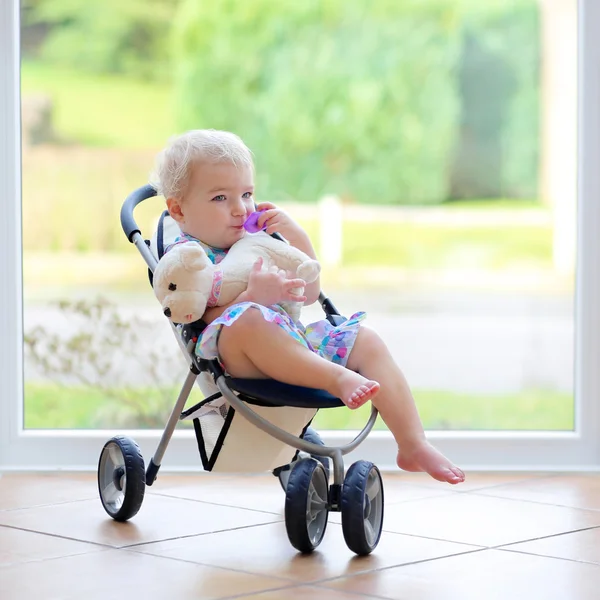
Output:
(120, 184), (157, 242)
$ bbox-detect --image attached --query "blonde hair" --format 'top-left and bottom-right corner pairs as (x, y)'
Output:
(151, 129), (254, 199)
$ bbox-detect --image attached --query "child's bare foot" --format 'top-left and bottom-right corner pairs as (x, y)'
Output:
(333, 371), (380, 409)
(397, 441), (465, 484)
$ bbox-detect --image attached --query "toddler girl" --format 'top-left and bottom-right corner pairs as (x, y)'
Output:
(153, 129), (465, 484)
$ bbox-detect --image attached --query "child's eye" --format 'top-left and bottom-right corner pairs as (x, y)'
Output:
(242, 192), (253, 199)
(211, 194), (226, 202)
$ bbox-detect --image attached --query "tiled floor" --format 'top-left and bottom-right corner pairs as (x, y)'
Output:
(1, 470), (600, 599)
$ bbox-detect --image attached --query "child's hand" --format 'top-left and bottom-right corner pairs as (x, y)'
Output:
(246, 257), (307, 306)
(255, 202), (305, 242)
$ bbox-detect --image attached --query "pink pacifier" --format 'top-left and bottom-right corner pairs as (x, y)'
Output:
(243, 209), (267, 233)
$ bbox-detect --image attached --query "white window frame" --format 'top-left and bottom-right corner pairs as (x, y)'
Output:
(2, 0), (599, 472)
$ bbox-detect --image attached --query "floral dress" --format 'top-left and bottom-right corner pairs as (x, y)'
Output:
(167, 234), (366, 369)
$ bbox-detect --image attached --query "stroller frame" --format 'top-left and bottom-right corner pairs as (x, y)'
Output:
(97, 184), (384, 555)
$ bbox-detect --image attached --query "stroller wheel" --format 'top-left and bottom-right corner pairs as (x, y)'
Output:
(341, 461), (384, 556)
(302, 427), (331, 481)
(98, 435), (145, 522)
(285, 458), (329, 553)
(276, 427), (330, 491)
(276, 463), (292, 492)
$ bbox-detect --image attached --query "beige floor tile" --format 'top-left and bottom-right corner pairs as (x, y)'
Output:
(371, 492), (600, 546)
(3, 471), (600, 600)
(134, 521), (478, 582)
(372, 473), (455, 504)
(323, 548), (600, 600)
(506, 527), (600, 565)
(0, 525), (104, 566)
(326, 480), (453, 525)
(149, 473), (286, 514)
(390, 471), (545, 493)
(450, 471), (550, 493)
(0, 494), (281, 548)
(240, 586), (383, 599)
(0, 473), (97, 510)
(152, 472), (453, 512)
(0, 548), (296, 600)
(476, 474), (600, 510)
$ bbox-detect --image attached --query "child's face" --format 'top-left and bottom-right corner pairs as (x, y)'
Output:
(168, 160), (255, 249)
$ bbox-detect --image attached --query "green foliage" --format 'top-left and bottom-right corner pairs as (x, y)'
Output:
(22, 0), (543, 204)
(23, 0), (179, 80)
(341, 221), (551, 269)
(493, 5), (540, 198)
(24, 297), (192, 427)
(21, 61), (174, 148)
(172, 0), (541, 205)
(173, 0), (463, 205)
(451, 4), (540, 198)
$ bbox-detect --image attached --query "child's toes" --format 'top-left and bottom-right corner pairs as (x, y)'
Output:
(362, 381), (380, 400)
(450, 467), (465, 481)
(440, 467), (465, 484)
(349, 382), (379, 408)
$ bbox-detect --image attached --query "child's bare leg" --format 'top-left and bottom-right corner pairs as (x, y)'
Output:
(347, 327), (465, 485)
(217, 309), (380, 409)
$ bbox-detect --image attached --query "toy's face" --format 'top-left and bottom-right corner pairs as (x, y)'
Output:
(159, 282), (207, 324)
(154, 244), (213, 324)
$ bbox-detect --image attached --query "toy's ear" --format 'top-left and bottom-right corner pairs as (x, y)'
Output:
(179, 242), (209, 271)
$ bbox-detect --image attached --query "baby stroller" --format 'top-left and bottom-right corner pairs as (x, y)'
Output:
(97, 184), (385, 555)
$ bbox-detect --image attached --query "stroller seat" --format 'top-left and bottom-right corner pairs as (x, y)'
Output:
(225, 377), (343, 408)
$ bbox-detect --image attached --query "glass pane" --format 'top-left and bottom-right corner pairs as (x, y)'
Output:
(21, 0), (575, 432)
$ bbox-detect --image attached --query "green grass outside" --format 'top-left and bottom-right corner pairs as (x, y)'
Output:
(313, 388), (574, 431)
(339, 222), (550, 269)
(25, 382), (573, 432)
(439, 198), (542, 210)
(21, 61), (174, 148)
(24, 383), (199, 430)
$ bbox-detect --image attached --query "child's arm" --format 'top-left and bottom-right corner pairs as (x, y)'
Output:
(255, 202), (321, 305)
(202, 257), (307, 324)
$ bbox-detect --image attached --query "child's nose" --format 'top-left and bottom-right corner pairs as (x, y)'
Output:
(231, 197), (246, 215)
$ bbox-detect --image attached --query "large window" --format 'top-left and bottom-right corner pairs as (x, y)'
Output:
(2, 0), (600, 470)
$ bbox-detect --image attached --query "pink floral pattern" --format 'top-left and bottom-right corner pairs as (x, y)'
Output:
(195, 302), (365, 369)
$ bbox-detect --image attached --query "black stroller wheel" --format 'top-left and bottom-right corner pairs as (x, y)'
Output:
(341, 461), (384, 556)
(98, 435), (145, 521)
(276, 463), (293, 492)
(303, 427), (331, 481)
(284, 458), (329, 553)
(277, 426), (330, 491)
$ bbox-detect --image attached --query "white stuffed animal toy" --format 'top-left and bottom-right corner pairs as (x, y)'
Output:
(153, 231), (321, 324)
